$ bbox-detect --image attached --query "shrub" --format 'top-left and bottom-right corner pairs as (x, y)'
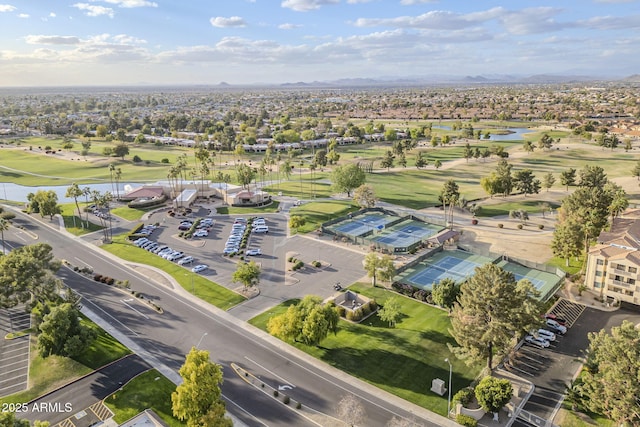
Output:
(94, 274), (102, 282)
(538, 224), (544, 230)
(336, 306), (346, 317)
(361, 303), (371, 316)
(497, 223), (503, 228)
(133, 155), (142, 163)
(369, 300), (377, 311)
(288, 256), (295, 263)
(517, 224), (523, 229)
(456, 414), (478, 427)
(453, 387), (475, 406)
(312, 261), (321, 268)
(294, 260), (304, 270)
(296, 402), (302, 409)
(471, 219), (478, 225)
(351, 308), (363, 322)
(161, 158), (169, 163)
(107, 277), (115, 286)
(283, 395), (290, 405)
(273, 390), (279, 397)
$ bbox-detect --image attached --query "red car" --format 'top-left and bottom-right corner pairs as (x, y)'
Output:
(544, 313), (567, 326)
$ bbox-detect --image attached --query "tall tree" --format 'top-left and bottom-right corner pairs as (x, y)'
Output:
(363, 252), (396, 287)
(513, 169), (541, 197)
(0, 217), (9, 255)
(578, 165), (608, 189)
(450, 263), (541, 371)
(632, 160), (640, 181)
(440, 179), (460, 229)
(414, 151), (428, 169)
(463, 143), (473, 162)
(494, 159), (513, 197)
(522, 140), (534, 154)
(113, 143), (129, 160)
(171, 347), (232, 427)
(560, 168), (577, 191)
(380, 150), (395, 171)
(231, 260), (260, 290)
(542, 173), (555, 192)
(0, 243), (62, 309)
(267, 295), (339, 346)
(235, 163), (256, 190)
(65, 183), (84, 229)
(578, 321), (640, 426)
(432, 278), (460, 310)
(378, 296), (403, 327)
(37, 303), (97, 358)
(331, 164), (366, 197)
(433, 159), (442, 170)
(551, 219), (584, 267)
(31, 190), (62, 220)
(353, 184), (377, 209)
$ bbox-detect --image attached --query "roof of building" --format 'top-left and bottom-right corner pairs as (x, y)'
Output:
(596, 214), (640, 251)
(123, 186), (164, 199)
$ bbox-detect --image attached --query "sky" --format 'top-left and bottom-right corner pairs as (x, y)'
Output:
(0, 0), (638, 87)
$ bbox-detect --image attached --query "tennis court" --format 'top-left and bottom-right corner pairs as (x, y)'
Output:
(370, 219), (442, 249)
(496, 260), (562, 299)
(330, 212), (399, 238)
(396, 250), (496, 290)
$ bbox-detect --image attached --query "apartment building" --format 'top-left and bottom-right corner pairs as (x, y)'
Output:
(585, 210), (640, 305)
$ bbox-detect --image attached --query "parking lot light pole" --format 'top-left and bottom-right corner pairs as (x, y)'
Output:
(445, 358), (452, 417)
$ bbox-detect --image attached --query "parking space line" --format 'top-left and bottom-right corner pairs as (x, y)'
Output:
(3, 346), (29, 355)
(4, 340), (29, 349)
(0, 375), (28, 385)
(2, 359), (29, 368)
(0, 381), (28, 393)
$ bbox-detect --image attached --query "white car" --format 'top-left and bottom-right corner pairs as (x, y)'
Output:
(191, 264), (208, 273)
(252, 220), (266, 227)
(525, 335), (550, 348)
(246, 248), (262, 256)
(223, 247), (238, 255)
(167, 252), (184, 261)
(253, 225), (269, 233)
(537, 329), (557, 342)
(545, 319), (567, 335)
(193, 229), (209, 237)
(178, 256), (195, 265)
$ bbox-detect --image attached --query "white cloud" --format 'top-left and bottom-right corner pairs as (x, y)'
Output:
(347, 0), (375, 3)
(593, 0), (636, 3)
(0, 4), (17, 12)
(96, 0), (158, 8)
(279, 23), (302, 30)
(25, 35), (82, 45)
(210, 16), (247, 28)
(498, 7), (568, 35)
(400, 0), (437, 4)
(281, 0), (339, 12)
(49, 12), (56, 17)
(17, 13), (28, 18)
(580, 14), (640, 30)
(73, 3), (115, 18)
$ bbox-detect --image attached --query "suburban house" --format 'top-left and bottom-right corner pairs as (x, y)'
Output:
(584, 210), (640, 305)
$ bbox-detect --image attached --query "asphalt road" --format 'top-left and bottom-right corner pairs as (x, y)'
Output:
(2, 209), (450, 427)
(19, 354), (151, 425)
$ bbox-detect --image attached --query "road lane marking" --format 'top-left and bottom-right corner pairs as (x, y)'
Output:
(245, 356), (295, 386)
(120, 299), (150, 320)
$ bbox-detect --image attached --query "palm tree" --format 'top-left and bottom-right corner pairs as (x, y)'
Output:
(65, 183), (83, 229)
(108, 163), (116, 194)
(114, 167), (122, 200)
(0, 217), (9, 255)
(82, 186), (92, 228)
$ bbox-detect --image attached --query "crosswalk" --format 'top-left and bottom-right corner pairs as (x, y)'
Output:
(53, 401), (113, 427)
(547, 298), (585, 327)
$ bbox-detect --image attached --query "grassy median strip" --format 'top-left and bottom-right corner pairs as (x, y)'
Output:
(105, 369), (184, 427)
(103, 236), (246, 310)
(249, 283), (481, 416)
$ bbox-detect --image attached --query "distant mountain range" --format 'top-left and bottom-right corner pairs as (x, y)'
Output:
(225, 73), (639, 88)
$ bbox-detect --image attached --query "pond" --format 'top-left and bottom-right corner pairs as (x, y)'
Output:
(0, 182), (138, 203)
(430, 125), (533, 141)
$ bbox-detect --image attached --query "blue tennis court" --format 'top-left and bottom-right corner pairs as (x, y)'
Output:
(512, 273), (545, 290)
(431, 256), (481, 277)
(407, 265), (466, 289)
(370, 220), (442, 248)
(332, 213), (395, 237)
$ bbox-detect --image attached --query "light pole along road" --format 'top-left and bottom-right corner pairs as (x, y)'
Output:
(4, 209), (452, 427)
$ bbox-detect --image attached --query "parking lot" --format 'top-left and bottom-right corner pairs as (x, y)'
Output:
(505, 299), (640, 425)
(142, 207), (370, 319)
(0, 306), (31, 398)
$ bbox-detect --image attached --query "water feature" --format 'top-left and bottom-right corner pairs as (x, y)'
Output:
(429, 125), (532, 141)
(0, 182), (139, 203)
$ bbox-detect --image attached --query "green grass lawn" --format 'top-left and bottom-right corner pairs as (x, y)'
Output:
(59, 203), (103, 235)
(289, 200), (359, 233)
(264, 178), (333, 199)
(0, 316), (130, 405)
(547, 255), (585, 276)
(111, 205), (157, 221)
(249, 283), (481, 415)
(474, 199), (560, 218)
(105, 369), (184, 427)
(102, 235), (246, 310)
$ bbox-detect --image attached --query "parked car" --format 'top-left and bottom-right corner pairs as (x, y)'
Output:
(234, 218), (247, 223)
(177, 256), (195, 265)
(193, 229), (209, 237)
(191, 264), (208, 273)
(167, 252), (185, 261)
(253, 225), (269, 233)
(544, 313), (567, 326)
(223, 247), (238, 255)
(536, 329), (557, 342)
(246, 248), (262, 256)
(134, 238), (149, 246)
(153, 245), (169, 254)
(545, 319), (567, 334)
(252, 219), (266, 227)
(525, 335), (550, 348)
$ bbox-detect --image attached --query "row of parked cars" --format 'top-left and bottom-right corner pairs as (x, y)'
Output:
(524, 314), (568, 349)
